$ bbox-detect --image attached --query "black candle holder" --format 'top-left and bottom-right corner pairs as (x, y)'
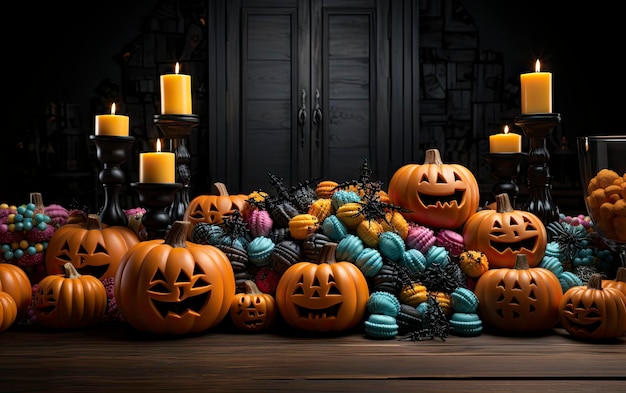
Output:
(483, 152), (527, 208)
(514, 113), (561, 225)
(154, 114), (200, 222)
(130, 182), (182, 240)
(89, 135), (135, 227)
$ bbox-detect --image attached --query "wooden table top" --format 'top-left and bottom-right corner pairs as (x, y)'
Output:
(1, 321), (624, 392)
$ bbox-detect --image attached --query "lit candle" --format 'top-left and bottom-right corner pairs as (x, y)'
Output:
(489, 125), (522, 153)
(520, 59), (552, 114)
(139, 139), (176, 183)
(160, 62), (192, 115)
(95, 103), (129, 136)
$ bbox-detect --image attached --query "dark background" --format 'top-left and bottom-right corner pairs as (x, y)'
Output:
(3, 1), (622, 206)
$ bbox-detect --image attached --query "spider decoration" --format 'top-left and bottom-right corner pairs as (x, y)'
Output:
(547, 221), (588, 264)
(219, 210), (252, 247)
(401, 293), (450, 341)
(416, 262), (466, 294)
(333, 159), (377, 193)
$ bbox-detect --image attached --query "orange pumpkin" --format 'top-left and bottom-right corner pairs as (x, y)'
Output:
(183, 182), (249, 239)
(474, 254), (562, 333)
(114, 220), (236, 335)
(387, 148), (479, 230)
(463, 193), (547, 268)
(0, 291), (17, 333)
(229, 280), (277, 332)
(44, 214), (140, 280)
(0, 263), (32, 322)
(275, 242), (369, 332)
(33, 262), (107, 329)
(559, 273), (626, 340)
(602, 267), (626, 296)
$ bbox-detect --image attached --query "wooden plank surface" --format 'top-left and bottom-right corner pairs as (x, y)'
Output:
(1, 322), (624, 392)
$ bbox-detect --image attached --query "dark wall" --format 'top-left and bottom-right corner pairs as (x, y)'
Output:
(3, 0), (622, 207)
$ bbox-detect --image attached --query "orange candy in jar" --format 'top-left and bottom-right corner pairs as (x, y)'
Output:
(586, 169), (626, 242)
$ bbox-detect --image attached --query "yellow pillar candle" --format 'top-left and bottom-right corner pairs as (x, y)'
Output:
(139, 139), (176, 183)
(160, 62), (192, 115)
(489, 125), (522, 153)
(95, 103), (129, 136)
(520, 59), (552, 114)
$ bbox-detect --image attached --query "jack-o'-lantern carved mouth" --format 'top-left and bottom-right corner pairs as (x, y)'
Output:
(417, 190), (464, 208)
(150, 290), (210, 318)
(148, 269), (212, 318)
(75, 264), (109, 279)
(489, 235), (537, 253)
(294, 303), (341, 320)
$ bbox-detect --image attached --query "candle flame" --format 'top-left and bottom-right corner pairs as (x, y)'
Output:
(110, 103), (116, 115)
(535, 59), (541, 72)
(503, 125), (509, 135)
(584, 137), (589, 152)
(175, 62), (180, 74)
(156, 139), (162, 152)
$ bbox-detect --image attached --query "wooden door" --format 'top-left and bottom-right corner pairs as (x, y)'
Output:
(224, 0), (390, 193)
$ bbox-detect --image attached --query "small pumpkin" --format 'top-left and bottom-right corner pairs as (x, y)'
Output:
(458, 250), (489, 278)
(229, 280), (277, 332)
(183, 182), (249, 239)
(387, 148), (480, 230)
(474, 254), (563, 333)
(33, 262), (107, 329)
(602, 267), (626, 296)
(559, 273), (626, 340)
(115, 220), (236, 335)
(0, 263), (32, 321)
(45, 214), (140, 279)
(463, 193), (547, 269)
(275, 242), (369, 332)
(0, 291), (17, 333)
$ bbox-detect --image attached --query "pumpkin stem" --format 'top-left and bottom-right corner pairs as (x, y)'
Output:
(423, 149), (443, 166)
(495, 193), (514, 213)
(85, 214), (103, 230)
(214, 182), (229, 196)
(317, 242), (338, 264)
(63, 262), (81, 279)
(587, 273), (603, 290)
(514, 253), (530, 270)
(29, 192), (45, 213)
(165, 221), (189, 248)
(244, 280), (263, 295)
(615, 267), (626, 283)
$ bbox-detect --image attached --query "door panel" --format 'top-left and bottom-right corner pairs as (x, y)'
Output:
(227, 0), (389, 193)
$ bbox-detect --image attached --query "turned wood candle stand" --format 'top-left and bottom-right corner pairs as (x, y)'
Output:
(89, 135), (135, 227)
(130, 182), (182, 240)
(514, 113), (561, 225)
(483, 152), (527, 208)
(154, 114), (200, 222)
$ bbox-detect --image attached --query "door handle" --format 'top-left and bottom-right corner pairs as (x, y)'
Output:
(298, 89), (307, 146)
(312, 88), (322, 145)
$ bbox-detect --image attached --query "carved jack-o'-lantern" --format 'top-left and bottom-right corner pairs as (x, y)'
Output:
(45, 214), (140, 279)
(114, 221), (236, 335)
(474, 254), (563, 333)
(387, 149), (480, 230)
(34, 262), (107, 329)
(229, 280), (277, 332)
(183, 182), (249, 239)
(558, 273), (626, 340)
(275, 242), (369, 332)
(463, 193), (547, 269)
